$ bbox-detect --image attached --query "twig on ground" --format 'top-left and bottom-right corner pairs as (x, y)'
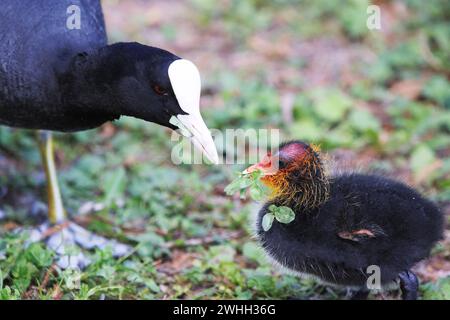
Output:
(40, 221), (70, 240)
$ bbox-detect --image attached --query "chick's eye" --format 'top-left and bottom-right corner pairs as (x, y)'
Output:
(278, 159), (287, 169)
(153, 85), (167, 95)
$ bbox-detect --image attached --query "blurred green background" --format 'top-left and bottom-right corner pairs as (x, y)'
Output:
(0, 0), (449, 299)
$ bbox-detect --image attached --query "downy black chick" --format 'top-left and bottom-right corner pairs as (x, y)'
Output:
(247, 141), (444, 300)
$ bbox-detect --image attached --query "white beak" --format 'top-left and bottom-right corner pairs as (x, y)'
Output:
(168, 59), (219, 165)
(170, 114), (219, 164)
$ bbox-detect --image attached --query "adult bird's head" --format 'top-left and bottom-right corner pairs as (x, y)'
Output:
(67, 42), (219, 164)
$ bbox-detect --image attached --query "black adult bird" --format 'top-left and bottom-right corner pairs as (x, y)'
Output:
(246, 141), (444, 300)
(0, 0), (218, 264)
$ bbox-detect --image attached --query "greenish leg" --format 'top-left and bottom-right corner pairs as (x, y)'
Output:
(32, 131), (130, 269)
(37, 131), (67, 224)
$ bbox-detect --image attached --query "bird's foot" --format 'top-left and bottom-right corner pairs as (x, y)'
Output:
(398, 270), (419, 300)
(24, 221), (132, 269)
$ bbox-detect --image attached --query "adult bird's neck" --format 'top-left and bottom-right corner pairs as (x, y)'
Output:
(57, 46), (123, 122)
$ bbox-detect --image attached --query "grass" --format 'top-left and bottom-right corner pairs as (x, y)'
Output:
(0, 0), (449, 299)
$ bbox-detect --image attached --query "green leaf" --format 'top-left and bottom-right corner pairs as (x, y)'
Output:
(25, 243), (53, 268)
(224, 170), (268, 200)
(0, 286), (20, 300)
(249, 185), (263, 200)
(349, 109), (380, 132)
(422, 276), (450, 300)
(262, 213), (274, 232)
(11, 258), (37, 293)
(271, 206), (296, 224)
(242, 242), (264, 264)
(290, 120), (323, 141)
(249, 180), (267, 201)
(103, 166), (126, 206)
(224, 177), (243, 195)
(312, 89), (352, 122)
(239, 177), (254, 189)
(209, 245), (236, 263)
(410, 144), (436, 175)
(145, 279), (161, 293)
(423, 76), (450, 108)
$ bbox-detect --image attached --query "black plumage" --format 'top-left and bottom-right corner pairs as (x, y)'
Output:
(0, 0), (185, 131)
(251, 141), (444, 299)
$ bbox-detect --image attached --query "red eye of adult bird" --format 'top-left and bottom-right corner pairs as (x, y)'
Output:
(153, 85), (167, 95)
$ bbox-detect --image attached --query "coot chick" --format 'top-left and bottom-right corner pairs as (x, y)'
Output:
(247, 141), (443, 300)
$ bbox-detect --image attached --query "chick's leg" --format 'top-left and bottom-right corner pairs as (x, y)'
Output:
(399, 270), (419, 300)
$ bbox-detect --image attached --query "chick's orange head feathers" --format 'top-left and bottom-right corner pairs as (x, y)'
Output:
(244, 141), (320, 186)
(244, 140), (328, 208)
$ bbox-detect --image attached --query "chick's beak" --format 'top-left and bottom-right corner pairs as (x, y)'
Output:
(242, 163), (262, 175)
(242, 154), (278, 175)
(171, 113), (219, 164)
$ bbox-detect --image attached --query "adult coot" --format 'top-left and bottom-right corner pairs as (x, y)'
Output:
(0, 0), (218, 267)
